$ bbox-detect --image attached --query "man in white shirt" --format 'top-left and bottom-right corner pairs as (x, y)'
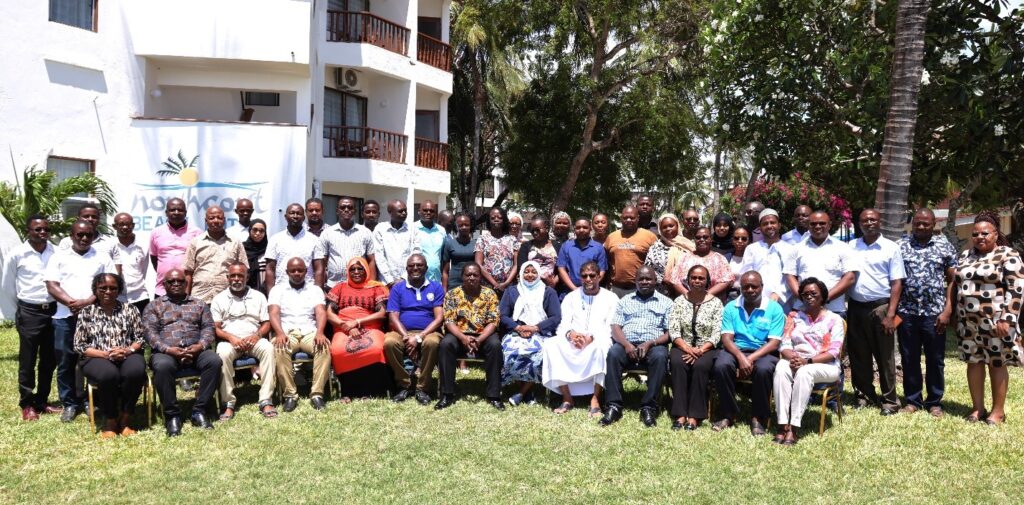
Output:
(264, 203), (326, 293)
(269, 257), (330, 412)
(45, 220), (117, 421)
(740, 209), (795, 305)
(847, 208), (906, 415)
(742, 201), (766, 243)
(373, 199), (420, 287)
(784, 211), (858, 317)
(111, 213), (150, 313)
(58, 203), (117, 258)
(211, 262), (276, 420)
(3, 215), (61, 420)
(226, 198), (254, 243)
(780, 205), (811, 244)
(321, 196), (376, 289)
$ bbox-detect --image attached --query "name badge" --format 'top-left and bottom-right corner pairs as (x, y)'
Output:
(426, 292), (435, 301)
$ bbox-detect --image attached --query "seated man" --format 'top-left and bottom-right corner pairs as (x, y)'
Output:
(143, 268), (221, 436)
(210, 262), (277, 420)
(600, 266), (673, 427)
(712, 271), (785, 436)
(384, 254), (445, 405)
(269, 257), (330, 412)
(435, 264), (503, 411)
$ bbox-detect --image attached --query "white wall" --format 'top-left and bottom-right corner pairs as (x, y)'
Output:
(149, 86), (299, 123)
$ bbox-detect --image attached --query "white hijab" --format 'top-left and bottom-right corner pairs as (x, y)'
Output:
(513, 261), (548, 325)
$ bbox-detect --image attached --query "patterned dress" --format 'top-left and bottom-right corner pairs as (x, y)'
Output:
(667, 251), (736, 291)
(954, 246), (1024, 366)
(475, 234), (521, 286)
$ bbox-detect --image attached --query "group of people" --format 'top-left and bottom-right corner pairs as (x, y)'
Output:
(5, 193), (1021, 443)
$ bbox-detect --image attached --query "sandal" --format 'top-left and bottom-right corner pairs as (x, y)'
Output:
(772, 433), (787, 444)
(588, 406), (602, 418)
(711, 419), (734, 432)
(219, 408), (235, 421)
(984, 415), (1006, 426)
(553, 402), (574, 414)
(965, 410), (988, 423)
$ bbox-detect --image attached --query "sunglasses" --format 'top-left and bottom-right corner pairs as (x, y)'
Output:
(971, 232), (992, 238)
(580, 273), (598, 279)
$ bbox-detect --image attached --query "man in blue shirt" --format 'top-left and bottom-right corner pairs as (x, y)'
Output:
(415, 200), (446, 283)
(712, 271), (785, 436)
(556, 218), (608, 297)
(383, 254), (445, 405)
(600, 266), (673, 427)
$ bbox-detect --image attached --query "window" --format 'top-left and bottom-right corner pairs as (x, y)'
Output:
(418, 17), (442, 40)
(50, 0), (96, 31)
(415, 110), (440, 141)
(328, 0), (368, 11)
(47, 156), (96, 218)
(323, 88), (369, 155)
(321, 194), (363, 226)
(244, 92), (280, 107)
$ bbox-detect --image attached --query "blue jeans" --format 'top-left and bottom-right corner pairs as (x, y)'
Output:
(897, 313), (945, 408)
(52, 316), (82, 408)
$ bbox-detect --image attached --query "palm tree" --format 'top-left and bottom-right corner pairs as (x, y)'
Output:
(0, 165), (117, 241)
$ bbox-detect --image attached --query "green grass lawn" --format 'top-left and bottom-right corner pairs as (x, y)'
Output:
(1, 327), (1022, 504)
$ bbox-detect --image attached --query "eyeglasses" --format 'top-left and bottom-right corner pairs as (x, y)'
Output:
(579, 273), (598, 279)
(694, 236), (711, 241)
(733, 237), (750, 242)
(971, 232), (992, 238)
(800, 292), (820, 299)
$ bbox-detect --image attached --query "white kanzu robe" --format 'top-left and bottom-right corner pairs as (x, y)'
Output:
(542, 288), (618, 395)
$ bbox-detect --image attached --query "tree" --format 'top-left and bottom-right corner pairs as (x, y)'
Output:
(0, 165), (117, 241)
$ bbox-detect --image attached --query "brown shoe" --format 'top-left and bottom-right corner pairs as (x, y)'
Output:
(928, 406), (944, 418)
(899, 405), (919, 414)
(21, 407), (39, 421)
(39, 404), (63, 415)
(120, 426), (137, 437)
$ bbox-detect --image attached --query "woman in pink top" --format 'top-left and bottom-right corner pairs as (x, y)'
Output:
(667, 227), (734, 299)
(773, 277), (845, 445)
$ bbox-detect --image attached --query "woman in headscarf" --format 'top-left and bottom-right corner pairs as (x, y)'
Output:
(326, 257), (391, 400)
(645, 213), (696, 296)
(711, 212), (736, 258)
(551, 211), (575, 250)
(508, 211), (525, 241)
(243, 218), (268, 293)
(499, 261), (561, 406)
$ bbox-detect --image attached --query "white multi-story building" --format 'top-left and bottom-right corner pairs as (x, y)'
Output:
(0, 0), (452, 233)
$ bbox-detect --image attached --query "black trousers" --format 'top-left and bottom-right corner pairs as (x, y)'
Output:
(82, 354), (147, 418)
(604, 342), (669, 410)
(16, 302), (57, 409)
(150, 350), (221, 418)
(438, 333), (502, 399)
(713, 350), (778, 420)
(669, 348), (717, 419)
(848, 299), (900, 410)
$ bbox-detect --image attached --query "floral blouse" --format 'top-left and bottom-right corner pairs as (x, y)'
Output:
(73, 302), (145, 354)
(668, 293), (723, 348)
(520, 242), (558, 279)
(644, 241), (673, 283)
(475, 234), (521, 285)
(780, 310), (845, 366)
(668, 251), (735, 289)
(443, 286), (500, 334)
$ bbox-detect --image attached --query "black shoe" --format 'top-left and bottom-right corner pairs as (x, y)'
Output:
(283, 397), (298, 413)
(59, 406), (79, 423)
(640, 407), (658, 427)
(392, 389), (412, 403)
(671, 420), (685, 431)
(190, 411), (214, 429)
(165, 416), (182, 437)
(880, 408), (898, 416)
(599, 405), (623, 426)
(310, 396), (326, 411)
(684, 422), (698, 431)
(488, 399), (506, 411)
(434, 395), (456, 410)
(854, 398), (872, 409)
(414, 390), (432, 406)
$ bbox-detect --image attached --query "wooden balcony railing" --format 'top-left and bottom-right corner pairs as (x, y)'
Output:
(415, 138), (449, 171)
(416, 33), (451, 72)
(327, 10), (410, 56)
(323, 126), (407, 164)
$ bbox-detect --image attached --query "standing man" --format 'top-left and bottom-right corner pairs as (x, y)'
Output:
(265, 203), (326, 293)
(3, 215), (60, 420)
(111, 213), (150, 313)
(604, 205), (658, 298)
(150, 197), (202, 297)
(896, 208), (957, 417)
(269, 258), (331, 412)
(373, 199), (420, 287)
(211, 262), (277, 420)
(847, 208), (906, 415)
(636, 195), (659, 235)
(556, 218), (608, 293)
(415, 200), (446, 284)
(784, 211), (858, 318)
(743, 201), (766, 243)
(320, 197), (375, 289)
(183, 206), (246, 303)
(599, 266), (673, 427)
(438, 209), (455, 237)
(383, 254), (445, 405)
(143, 269), (220, 436)
(45, 220), (117, 422)
(305, 198), (326, 237)
(681, 208), (701, 242)
(58, 203), (117, 258)
(227, 198), (254, 242)
(741, 209), (796, 305)
(361, 199), (381, 232)
(781, 205), (812, 244)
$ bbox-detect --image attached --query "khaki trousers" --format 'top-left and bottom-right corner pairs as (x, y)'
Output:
(275, 329), (331, 399)
(383, 331), (442, 392)
(217, 339), (276, 406)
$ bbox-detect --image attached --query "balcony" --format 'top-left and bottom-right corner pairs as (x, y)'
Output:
(416, 34), (451, 72)
(323, 126), (408, 164)
(327, 11), (410, 57)
(414, 138), (449, 171)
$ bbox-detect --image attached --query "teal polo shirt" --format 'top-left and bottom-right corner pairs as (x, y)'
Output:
(721, 296), (785, 352)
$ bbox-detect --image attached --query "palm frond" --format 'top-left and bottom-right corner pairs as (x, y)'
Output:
(188, 155), (199, 168)
(157, 169), (181, 177)
(160, 160), (183, 173)
(177, 150), (188, 169)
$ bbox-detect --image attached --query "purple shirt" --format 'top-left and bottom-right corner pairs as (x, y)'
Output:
(149, 223), (202, 295)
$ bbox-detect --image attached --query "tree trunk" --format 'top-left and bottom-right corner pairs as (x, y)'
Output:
(875, 0), (930, 240)
(743, 161), (759, 203)
(468, 48), (485, 217)
(550, 106), (599, 214)
(711, 143), (722, 217)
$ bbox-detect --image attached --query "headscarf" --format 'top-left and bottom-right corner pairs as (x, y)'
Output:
(711, 212), (735, 253)
(508, 211), (524, 240)
(243, 218), (268, 284)
(345, 257), (385, 289)
(550, 211), (575, 241)
(512, 261), (548, 325)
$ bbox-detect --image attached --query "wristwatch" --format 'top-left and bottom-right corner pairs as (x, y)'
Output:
(415, 334), (423, 344)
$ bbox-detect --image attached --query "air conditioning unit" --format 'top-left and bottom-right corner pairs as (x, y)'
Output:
(334, 68), (362, 92)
